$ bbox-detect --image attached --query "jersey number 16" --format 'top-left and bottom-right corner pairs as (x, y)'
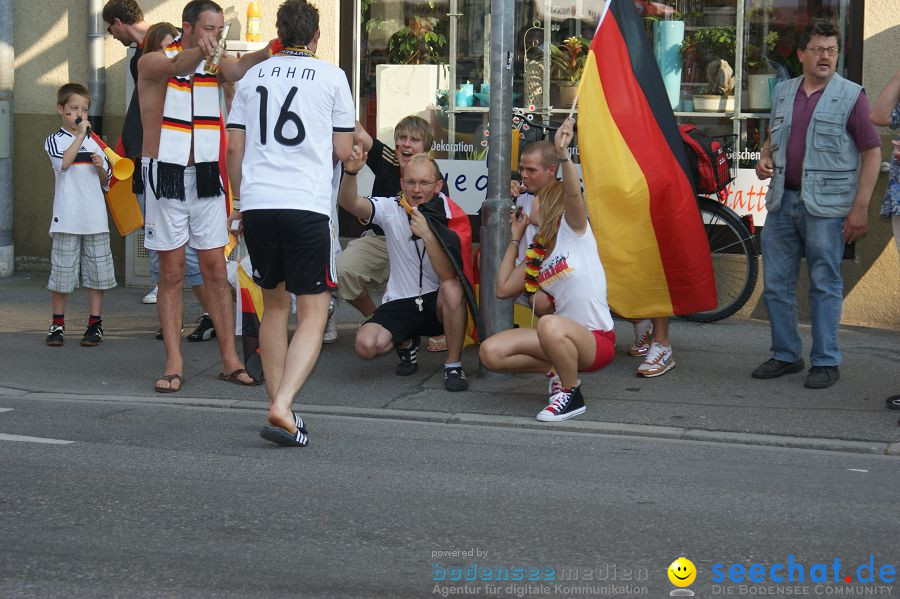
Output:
(255, 86), (305, 147)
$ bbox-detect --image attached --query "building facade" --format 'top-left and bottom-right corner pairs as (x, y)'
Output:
(7, 0), (899, 327)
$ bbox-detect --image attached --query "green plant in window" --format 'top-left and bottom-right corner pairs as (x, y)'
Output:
(744, 1), (779, 74)
(385, 16), (447, 64)
(550, 36), (590, 83)
(680, 27), (736, 65)
(364, 0), (447, 65)
(746, 30), (779, 73)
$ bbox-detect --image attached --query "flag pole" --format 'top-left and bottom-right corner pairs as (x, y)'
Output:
(568, 0), (613, 121)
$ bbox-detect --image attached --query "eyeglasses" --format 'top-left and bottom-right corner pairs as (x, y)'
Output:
(402, 179), (438, 188)
(806, 46), (839, 57)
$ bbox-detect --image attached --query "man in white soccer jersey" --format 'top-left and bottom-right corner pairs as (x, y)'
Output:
(226, 0), (354, 447)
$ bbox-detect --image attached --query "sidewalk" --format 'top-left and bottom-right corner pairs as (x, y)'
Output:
(1, 272), (898, 454)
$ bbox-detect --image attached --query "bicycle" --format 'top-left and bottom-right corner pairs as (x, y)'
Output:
(680, 134), (759, 323)
(680, 194), (759, 322)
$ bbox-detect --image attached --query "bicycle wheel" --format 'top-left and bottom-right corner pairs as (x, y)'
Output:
(680, 197), (759, 323)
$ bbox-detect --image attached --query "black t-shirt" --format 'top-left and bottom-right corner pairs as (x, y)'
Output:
(122, 46), (143, 160)
(363, 138), (403, 235)
(367, 138), (402, 198)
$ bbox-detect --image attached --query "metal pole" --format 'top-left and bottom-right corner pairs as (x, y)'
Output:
(88, 0), (106, 135)
(479, 0), (515, 373)
(0, 0), (14, 277)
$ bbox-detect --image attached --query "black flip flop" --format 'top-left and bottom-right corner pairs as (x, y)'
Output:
(260, 425), (308, 447)
(885, 395), (900, 411)
(292, 412), (307, 433)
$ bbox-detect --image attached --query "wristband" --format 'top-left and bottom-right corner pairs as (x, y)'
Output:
(558, 155), (571, 162)
(343, 169), (360, 176)
(510, 239), (520, 245)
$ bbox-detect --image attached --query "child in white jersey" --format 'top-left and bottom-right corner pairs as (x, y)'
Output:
(479, 118), (615, 422)
(44, 83), (115, 347)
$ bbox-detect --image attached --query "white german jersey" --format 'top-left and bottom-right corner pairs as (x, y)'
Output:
(44, 128), (111, 235)
(538, 217), (613, 332)
(227, 53), (355, 216)
(369, 195), (444, 303)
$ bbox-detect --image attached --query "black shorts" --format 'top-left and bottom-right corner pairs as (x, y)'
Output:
(242, 209), (336, 295)
(369, 291), (444, 347)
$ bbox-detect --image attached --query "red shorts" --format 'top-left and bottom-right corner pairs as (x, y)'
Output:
(584, 329), (616, 372)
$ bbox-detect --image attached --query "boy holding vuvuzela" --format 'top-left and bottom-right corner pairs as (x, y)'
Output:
(44, 83), (116, 347)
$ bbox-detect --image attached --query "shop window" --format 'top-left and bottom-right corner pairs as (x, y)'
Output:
(347, 0), (861, 222)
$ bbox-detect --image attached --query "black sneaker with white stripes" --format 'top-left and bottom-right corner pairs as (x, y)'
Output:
(444, 366), (469, 392)
(395, 336), (420, 376)
(187, 314), (215, 342)
(46, 324), (64, 346)
(536, 385), (586, 422)
(81, 321), (103, 347)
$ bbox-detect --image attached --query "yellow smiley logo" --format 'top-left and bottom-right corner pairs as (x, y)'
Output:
(668, 557), (697, 587)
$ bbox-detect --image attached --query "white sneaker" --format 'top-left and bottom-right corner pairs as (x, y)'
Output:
(142, 285), (158, 304)
(628, 319), (653, 356)
(322, 313), (338, 344)
(637, 342), (675, 377)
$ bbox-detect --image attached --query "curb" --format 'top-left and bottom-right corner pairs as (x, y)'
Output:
(13, 390), (900, 456)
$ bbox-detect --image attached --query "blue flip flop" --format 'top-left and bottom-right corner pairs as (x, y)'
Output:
(261, 425), (308, 447)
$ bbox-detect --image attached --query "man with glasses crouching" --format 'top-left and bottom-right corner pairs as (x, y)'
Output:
(338, 149), (471, 392)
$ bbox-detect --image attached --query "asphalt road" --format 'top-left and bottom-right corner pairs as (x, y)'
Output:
(1, 396), (898, 598)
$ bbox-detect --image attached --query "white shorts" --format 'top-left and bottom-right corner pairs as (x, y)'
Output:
(142, 157), (228, 251)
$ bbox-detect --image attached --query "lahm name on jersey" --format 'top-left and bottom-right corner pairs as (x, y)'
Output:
(255, 65), (316, 81)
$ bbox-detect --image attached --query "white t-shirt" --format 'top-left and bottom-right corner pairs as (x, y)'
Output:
(227, 54), (355, 215)
(369, 195), (445, 303)
(537, 216), (613, 332)
(44, 128), (111, 235)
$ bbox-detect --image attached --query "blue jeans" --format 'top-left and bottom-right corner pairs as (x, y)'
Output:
(761, 189), (845, 366)
(138, 192), (204, 288)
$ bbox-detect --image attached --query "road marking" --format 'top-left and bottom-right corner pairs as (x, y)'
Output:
(0, 408), (74, 443)
(0, 433), (74, 445)
(847, 468), (868, 473)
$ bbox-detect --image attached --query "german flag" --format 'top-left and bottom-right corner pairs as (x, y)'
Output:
(577, 0), (715, 317)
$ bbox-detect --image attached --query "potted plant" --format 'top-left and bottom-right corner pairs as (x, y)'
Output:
(365, 0), (450, 142)
(364, 0), (447, 65)
(681, 26), (736, 111)
(550, 36), (589, 107)
(745, 30), (779, 110)
(384, 15), (446, 65)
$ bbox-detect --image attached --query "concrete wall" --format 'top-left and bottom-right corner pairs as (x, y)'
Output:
(847, 3), (900, 329)
(10, 0), (339, 275)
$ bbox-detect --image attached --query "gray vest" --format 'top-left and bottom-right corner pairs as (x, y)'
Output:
(765, 73), (863, 217)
